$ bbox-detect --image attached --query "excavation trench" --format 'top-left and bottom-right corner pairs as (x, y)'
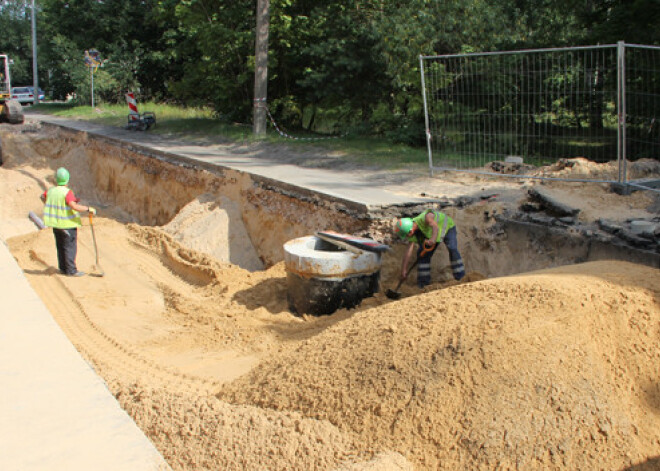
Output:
(2, 122), (660, 471)
(5, 124), (655, 280)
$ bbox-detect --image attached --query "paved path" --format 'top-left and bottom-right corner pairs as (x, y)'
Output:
(0, 240), (171, 470)
(28, 113), (434, 210)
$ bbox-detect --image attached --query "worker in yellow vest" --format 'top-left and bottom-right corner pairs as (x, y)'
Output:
(394, 209), (465, 288)
(41, 167), (96, 276)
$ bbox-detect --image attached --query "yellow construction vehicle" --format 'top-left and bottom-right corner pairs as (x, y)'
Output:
(0, 54), (25, 124)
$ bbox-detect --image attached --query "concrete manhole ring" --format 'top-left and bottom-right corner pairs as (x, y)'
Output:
(283, 235), (382, 315)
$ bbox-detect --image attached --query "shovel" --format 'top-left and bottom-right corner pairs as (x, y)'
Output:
(385, 257), (421, 300)
(385, 244), (434, 300)
(89, 213), (105, 277)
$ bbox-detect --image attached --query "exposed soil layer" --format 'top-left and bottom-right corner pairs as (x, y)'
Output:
(2, 122), (660, 470)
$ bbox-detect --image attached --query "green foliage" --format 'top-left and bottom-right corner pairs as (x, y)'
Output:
(41, 34), (85, 100)
(270, 95), (302, 130)
(1, 0), (658, 154)
(582, 0), (660, 45)
(292, 3), (389, 120)
(500, 0), (585, 48)
(153, 0), (255, 119)
(39, 0), (169, 101)
(0, 1), (32, 86)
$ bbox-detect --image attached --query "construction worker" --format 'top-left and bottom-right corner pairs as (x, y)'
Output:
(41, 167), (96, 276)
(394, 209), (465, 288)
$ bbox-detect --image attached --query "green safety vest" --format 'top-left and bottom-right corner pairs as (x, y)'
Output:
(406, 209), (454, 243)
(43, 186), (82, 229)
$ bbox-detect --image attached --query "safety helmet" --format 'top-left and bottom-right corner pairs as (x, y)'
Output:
(394, 217), (413, 239)
(55, 167), (70, 185)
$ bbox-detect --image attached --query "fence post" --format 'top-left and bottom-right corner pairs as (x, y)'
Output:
(419, 55), (434, 176)
(617, 41), (627, 184)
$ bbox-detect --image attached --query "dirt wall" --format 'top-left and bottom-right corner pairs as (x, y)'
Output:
(7, 125), (373, 268)
(3, 124), (656, 280)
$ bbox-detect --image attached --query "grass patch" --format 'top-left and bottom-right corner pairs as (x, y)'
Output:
(284, 135), (429, 170)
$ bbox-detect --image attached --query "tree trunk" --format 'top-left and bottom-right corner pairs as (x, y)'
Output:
(253, 0), (270, 137)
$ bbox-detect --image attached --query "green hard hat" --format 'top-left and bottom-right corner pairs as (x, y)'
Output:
(56, 167), (70, 185)
(395, 217), (413, 239)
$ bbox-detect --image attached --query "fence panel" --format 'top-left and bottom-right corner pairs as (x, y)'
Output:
(420, 43), (660, 186)
(623, 45), (660, 188)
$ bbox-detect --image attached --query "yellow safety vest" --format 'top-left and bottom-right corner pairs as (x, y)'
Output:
(43, 186), (82, 229)
(408, 209), (454, 243)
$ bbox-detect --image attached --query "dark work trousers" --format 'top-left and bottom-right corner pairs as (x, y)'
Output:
(416, 226), (465, 287)
(53, 227), (78, 275)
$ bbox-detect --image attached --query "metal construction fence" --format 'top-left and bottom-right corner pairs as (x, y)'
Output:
(420, 42), (660, 188)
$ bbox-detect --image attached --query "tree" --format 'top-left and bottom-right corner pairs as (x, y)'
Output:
(0, 1), (33, 86)
(40, 0), (168, 101)
(253, 0), (269, 136)
(581, 0), (660, 45)
(11, 0), (656, 145)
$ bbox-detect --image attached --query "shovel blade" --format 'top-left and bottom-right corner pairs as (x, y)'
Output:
(90, 263), (105, 277)
(385, 288), (401, 300)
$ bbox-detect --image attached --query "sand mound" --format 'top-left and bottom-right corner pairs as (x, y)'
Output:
(534, 157), (660, 180)
(115, 381), (414, 470)
(220, 260), (660, 470)
(113, 383), (362, 471)
(161, 194), (264, 272)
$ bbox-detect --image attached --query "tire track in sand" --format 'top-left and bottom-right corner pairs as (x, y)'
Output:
(27, 249), (222, 396)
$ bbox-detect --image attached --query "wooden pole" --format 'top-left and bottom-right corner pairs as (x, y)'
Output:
(31, 0), (39, 105)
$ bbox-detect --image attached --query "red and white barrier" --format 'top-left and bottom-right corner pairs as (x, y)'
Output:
(126, 92), (140, 121)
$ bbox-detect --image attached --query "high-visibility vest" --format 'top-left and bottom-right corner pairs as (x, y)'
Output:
(408, 209), (455, 243)
(43, 186), (82, 229)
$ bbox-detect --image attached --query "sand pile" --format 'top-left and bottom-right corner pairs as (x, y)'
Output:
(8, 216), (416, 470)
(534, 157), (660, 180)
(161, 193), (264, 272)
(112, 383), (362, 471)
(219, 261), (660, 470)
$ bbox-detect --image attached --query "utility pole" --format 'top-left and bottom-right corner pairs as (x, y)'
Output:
(31, 0), (39, 105)
(253, 0), (270, 137)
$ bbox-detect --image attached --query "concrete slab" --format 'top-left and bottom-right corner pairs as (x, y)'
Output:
(0, 240), (170, 471)
(26, 114), (434, 209)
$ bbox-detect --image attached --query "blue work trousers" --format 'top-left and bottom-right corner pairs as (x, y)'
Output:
(416, 226), (465, 287)
(53, 227), (78, 275)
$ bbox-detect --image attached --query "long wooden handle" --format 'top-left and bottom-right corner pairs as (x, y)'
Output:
(89, 214), (100, 265)
(396, 243), (434, 290)
(395, 257), (420, 291)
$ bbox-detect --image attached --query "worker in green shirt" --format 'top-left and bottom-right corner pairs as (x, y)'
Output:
(394, 209), (465, 288)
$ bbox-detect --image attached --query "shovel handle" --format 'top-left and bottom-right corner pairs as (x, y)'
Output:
(419, 242), (435, 257)
(89, 213), (99, 263)
(389, 241), (436, 298)
(395, 243), (434, 289)
(395, 256), (421, 291)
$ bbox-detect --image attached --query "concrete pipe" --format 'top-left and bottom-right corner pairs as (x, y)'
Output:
(283, 235), (382, 316)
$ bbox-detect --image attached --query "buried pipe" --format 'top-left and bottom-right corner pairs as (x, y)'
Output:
(28, 211), (46, 230)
